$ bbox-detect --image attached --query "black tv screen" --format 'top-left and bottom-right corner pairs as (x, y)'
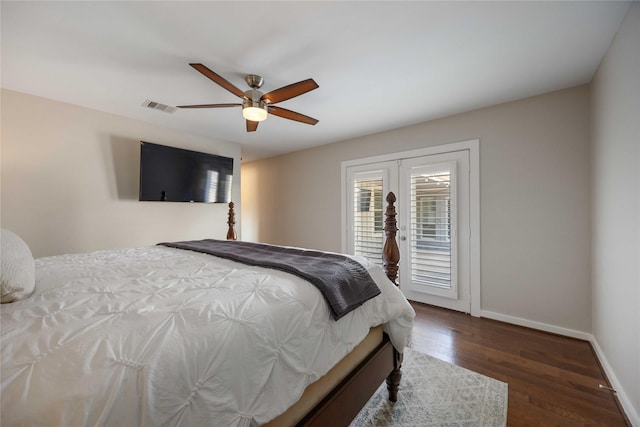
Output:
(139, 142), (233, 203)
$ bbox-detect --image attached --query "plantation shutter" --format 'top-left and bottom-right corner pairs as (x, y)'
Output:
(346, 164), (396, 267)
(353, 176), (384, 266)
(407, 162), (457, 295)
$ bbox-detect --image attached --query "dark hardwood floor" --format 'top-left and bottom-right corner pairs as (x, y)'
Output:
(407, 302), (629, 426)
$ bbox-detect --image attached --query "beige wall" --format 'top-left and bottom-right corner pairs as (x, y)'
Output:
(590, 2), (640, 423)
(242, 85), (592, 334)
(1, 89), (241, 258)
(240, 156), (281, 244)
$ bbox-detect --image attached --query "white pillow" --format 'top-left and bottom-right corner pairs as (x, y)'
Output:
(1, 229), (36, 303)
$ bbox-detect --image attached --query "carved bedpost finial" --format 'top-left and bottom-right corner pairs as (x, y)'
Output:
(227, 201), (237, 241)
(383, 192), (400, 286)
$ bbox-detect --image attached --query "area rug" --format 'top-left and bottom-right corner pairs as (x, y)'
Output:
(350, 348), (508, 427)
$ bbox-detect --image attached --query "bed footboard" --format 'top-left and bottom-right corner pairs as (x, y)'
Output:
(297, 334), (396, 427)
(300, 192), (403, 426)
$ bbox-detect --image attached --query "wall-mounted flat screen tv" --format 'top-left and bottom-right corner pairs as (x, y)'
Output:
(139, 141), (233, 203)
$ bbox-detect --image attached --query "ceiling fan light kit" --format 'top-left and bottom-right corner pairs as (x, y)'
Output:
(242, 87), (268, 122)
(242, 101), (268, 122)
(177, 63), (319, 132)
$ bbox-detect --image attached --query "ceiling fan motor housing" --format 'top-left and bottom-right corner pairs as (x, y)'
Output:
(243, 89), (267, 109)
(242, 88), (268, 121)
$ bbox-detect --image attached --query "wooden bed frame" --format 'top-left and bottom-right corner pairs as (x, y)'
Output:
(226, 192), (403, 426)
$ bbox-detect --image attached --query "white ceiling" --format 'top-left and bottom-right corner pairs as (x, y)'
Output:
(1, 1), (631, 161)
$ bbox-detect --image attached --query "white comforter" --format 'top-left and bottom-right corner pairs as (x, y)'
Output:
(1, 246), (415, 426)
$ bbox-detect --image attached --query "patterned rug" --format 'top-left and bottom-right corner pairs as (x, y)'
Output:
(350, 348), (508, 427)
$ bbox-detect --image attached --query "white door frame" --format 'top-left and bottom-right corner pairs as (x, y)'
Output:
(341, 139), (481, 316)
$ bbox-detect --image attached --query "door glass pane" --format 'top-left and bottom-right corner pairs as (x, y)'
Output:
(353, 177), (384, 266)
(410, 168), (452, 289)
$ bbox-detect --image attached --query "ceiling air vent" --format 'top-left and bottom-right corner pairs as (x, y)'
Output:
(142, 100), (177, 114)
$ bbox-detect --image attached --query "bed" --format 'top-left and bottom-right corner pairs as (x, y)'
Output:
(0, 193), (414, 426)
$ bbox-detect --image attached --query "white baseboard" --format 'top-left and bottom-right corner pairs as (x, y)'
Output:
(480, 309), (592, 340)
(480, 309), (639, 426)
(590, 338), (640, 427)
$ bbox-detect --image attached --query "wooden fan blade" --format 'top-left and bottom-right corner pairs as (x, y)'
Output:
(261, 79), (318, 104)
(268, 106), (318, 125)
(176, 103), (241, 109)
(190, 63), (247, 99)
(246, 120), (259, 132)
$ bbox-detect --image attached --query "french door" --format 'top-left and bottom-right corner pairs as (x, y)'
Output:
(399, 151), (470, 312)
(343, 143), (477, 314)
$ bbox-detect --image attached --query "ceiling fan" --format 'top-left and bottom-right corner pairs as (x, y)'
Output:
(177, 63), (319, 132)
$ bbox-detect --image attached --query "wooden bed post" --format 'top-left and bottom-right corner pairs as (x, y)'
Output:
(383, 192), (400, 285)
(226, 202), (237, 241)
(382, 191), (403, 402)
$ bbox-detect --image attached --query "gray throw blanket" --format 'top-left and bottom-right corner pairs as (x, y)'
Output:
(159, 239), (381, 320)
